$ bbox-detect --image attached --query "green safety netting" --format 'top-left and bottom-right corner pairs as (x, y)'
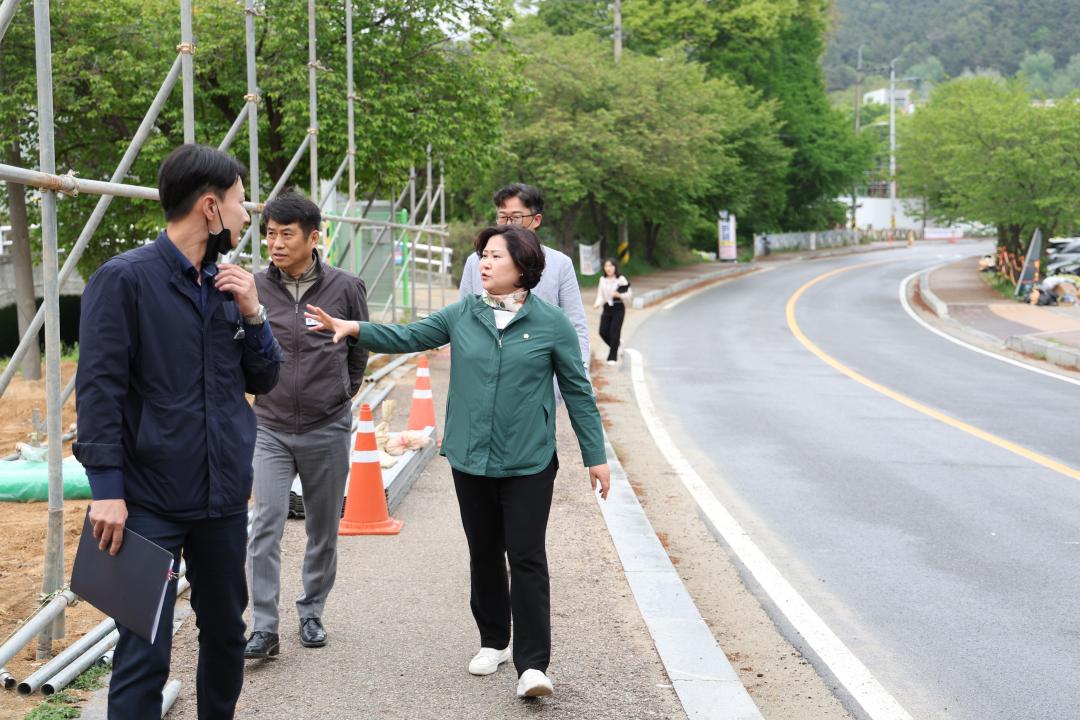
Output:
(0, 457), (91, 502)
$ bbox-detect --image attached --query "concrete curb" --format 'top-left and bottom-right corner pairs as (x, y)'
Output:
(596, 436), (763, 720)
(1004, 334), (1080, 370)
(632, 264), (756, 309)
(917, 269), (950, 318)
(382, 426), (438, 513)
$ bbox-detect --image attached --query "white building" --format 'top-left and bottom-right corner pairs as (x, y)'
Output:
(863, 88), (914, 113)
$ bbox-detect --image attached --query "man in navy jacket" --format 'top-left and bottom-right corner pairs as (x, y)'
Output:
(73, 144), (283, 719)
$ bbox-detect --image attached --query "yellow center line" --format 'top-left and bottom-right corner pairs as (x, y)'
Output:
(786, 261), (1080, 482)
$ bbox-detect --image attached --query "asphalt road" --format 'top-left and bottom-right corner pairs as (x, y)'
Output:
(633, 244), (1080, 720)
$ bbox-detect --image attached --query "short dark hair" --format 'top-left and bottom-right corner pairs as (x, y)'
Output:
(492, 183), (544, 216)
(158, 144), (246, 221)
(474, 225), (546, 290)
(263, 191), (322, 238)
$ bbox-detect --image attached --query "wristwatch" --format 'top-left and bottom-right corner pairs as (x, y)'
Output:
(243, 304), (268, 326)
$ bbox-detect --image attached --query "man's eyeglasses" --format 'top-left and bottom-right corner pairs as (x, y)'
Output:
(496, 212), (536, 226)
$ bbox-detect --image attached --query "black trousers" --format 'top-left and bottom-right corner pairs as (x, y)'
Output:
(599, 302), (626, 361)
(108, 509), (248, 720)
(452, 454), (558, 676)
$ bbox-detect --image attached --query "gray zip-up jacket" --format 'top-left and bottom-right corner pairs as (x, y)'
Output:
(253, 251), (369, 433)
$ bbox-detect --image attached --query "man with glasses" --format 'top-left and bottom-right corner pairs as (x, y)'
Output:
(460, 183), (590, 372)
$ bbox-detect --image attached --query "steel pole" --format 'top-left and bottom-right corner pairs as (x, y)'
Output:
(0, 0), (21, 46)
(308, 0), (318, 199)
(0, 56), (182, 402)
(345, 0), (356, 267)
(32, 0), (64, 657)
(244, 0), (261, 269)
(180, 0), (195, 143)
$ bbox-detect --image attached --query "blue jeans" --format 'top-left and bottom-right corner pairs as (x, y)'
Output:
(108, 509), (248, 720)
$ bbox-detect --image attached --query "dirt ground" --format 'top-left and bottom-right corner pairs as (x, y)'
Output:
(0, 361), (103, 719)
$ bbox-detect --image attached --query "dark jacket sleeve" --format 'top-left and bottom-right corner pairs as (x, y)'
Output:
(241, 321), (284, 395)
(72, 260), (138, 499)
(346, 275), (370, 395)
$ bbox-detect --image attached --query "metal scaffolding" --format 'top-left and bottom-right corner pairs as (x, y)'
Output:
(0, 0), (449, 659)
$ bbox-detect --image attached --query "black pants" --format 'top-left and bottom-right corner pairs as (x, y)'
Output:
(108, 510), (248, 720)
(452, 454), (558, 676)
(599, 302), (626, 361)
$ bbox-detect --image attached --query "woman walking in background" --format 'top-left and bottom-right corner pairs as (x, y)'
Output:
(304, 225), (610, 700)
(593, 258), (630, 365)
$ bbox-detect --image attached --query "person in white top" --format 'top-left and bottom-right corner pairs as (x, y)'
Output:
(592, 258), (631, 364)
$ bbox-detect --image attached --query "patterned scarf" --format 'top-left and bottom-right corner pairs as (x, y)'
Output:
(480, 288), (528, 313)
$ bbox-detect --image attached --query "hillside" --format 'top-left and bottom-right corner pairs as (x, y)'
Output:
(823, 0), (1080, 90)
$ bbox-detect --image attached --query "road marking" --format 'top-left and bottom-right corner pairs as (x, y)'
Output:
(625, 347), (914, 720)
(661, 266), (772, 310)
(788, 263), (1080, 482)
(898, 267), (1080, 388)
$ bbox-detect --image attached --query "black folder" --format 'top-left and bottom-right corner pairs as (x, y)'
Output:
(70, 512), (174, 643)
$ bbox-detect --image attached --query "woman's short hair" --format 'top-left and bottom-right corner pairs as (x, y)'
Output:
(474, 225), (546, 290)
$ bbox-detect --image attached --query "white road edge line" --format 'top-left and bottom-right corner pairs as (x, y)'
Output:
(625, 347), (914, 720)
(898, 269), (1080, 388)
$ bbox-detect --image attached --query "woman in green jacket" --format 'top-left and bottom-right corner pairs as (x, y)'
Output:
(305, 225), (610, 699)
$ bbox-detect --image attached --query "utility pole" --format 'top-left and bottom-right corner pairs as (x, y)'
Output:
(614, 0), (628, 264)
(613, 0), (622, 65)
(851, 46), (863, 230)
(889, 57), (898, 240)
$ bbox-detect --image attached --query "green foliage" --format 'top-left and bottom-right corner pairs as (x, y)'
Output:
(618, 0), (873, 231)
(0, 0), (523, 275)
(23, 691), (80, 720)
(66, 662), (109, 691)
(899, 77), (1080, 253)
(823, 0), (1080, 91)
(468, 29), (790, 263)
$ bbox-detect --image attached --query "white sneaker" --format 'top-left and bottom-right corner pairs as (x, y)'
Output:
(606, 360), (617, 365)
(516, 669), (554, 697)
(468, 646), (511, 676)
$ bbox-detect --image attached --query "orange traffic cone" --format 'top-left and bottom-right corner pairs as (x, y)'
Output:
(406, 355), (437, 431)
(339, 404), (403, 536)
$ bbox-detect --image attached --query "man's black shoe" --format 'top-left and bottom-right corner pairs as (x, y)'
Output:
(244, 631), (280, 659)
(299, 617), (328, 648)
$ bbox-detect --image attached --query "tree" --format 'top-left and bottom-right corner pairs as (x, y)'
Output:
(0, 0), (523, 285)
(470, 31), (789, 263)
(899, 77), (1080, 254)
(620, 0), (874, 231)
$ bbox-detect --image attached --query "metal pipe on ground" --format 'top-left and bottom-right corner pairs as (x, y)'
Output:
(1, 668), (15, 689)
(41, 629), (119, 695)
(162, 678), (182, 716)
(17, 618), (116, 695)
(0, 590), (75, 668)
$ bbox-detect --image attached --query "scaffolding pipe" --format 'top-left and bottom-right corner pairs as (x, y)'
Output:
(216, 103), (249, 153)
(1, 668), (14, 689)
(179, 0), (194, 143)
(244, 0), (261, 270)
(319, 155), (349, 209)
(426, 146), (433, 315)
(0, 590), (76, 669)
(17, 618), (116, 695)
(230, 133), (311, 260)
(409, 165), (417, 317)
(162, 678), (182, 716)
(307, 0), (318, 200)
(41, 629), (119, 695)
(439, 160), (446, 300)
(0, 0), (21, 46)
(33, 0), (65, 658)
(0, 54), (182, 402)
(322, 213), (447, 236)
(345, 0), (356, 274)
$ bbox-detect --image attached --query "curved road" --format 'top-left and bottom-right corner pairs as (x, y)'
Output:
(633, 244), (1080, 720)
